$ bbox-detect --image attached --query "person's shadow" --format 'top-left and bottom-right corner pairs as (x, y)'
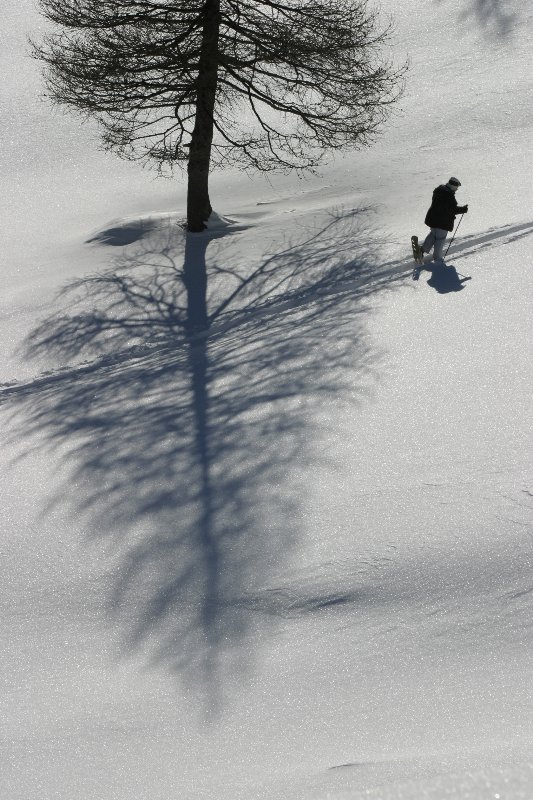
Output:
(427, 262), (471, 293)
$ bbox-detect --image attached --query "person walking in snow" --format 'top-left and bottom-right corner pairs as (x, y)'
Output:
(419, 177), (468, 262)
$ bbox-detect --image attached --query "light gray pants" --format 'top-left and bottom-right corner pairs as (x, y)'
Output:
(422, 228), (448, 261)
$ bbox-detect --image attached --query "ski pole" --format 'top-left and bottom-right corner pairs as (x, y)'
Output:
(444, 214), (464, 258)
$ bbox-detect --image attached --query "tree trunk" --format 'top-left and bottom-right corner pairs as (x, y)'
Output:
(187, 0), (221, 233)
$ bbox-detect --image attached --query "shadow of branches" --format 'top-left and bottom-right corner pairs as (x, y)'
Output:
(436, 0), (519, 37)
(5, 208), (403, 712)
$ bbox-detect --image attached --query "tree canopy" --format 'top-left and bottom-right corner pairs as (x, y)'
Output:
(35, 0), (403, 205)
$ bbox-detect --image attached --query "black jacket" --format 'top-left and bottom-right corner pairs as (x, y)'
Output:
(425, 185), (467, 232)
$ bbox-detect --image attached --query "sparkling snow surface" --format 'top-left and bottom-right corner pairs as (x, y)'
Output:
(2, 1), (533, 799)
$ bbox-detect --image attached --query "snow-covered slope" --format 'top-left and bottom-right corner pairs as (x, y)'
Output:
(2, 1), (533, 799)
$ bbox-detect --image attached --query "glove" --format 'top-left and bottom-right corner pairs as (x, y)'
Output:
(458, 204), (468, 213)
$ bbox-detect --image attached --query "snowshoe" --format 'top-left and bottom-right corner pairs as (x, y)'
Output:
(411, 235), (424, 265)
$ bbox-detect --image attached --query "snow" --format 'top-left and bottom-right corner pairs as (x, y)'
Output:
(2, 1), (533, 798)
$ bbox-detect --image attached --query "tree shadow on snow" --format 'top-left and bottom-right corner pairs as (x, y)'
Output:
(4, 208), (402, 713)
(435, 0), (519, 37)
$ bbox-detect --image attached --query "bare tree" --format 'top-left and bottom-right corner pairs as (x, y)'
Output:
(34, 0), (404, 330)
(34, 0), (403, 225)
